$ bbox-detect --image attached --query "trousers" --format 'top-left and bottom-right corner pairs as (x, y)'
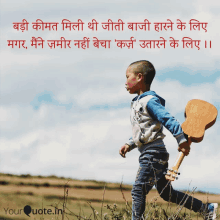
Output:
(131, 149), (204, 220)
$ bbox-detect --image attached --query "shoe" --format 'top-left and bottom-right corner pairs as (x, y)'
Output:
(204, 203), (218, 220)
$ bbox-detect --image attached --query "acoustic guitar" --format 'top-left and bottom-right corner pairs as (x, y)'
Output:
(165, 99), (218, 181)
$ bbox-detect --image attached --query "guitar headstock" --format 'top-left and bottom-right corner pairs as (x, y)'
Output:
(165, 167), (180, 181)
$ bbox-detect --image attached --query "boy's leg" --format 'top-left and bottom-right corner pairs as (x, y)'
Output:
(131, 182), (153, 219)
(131, 150), (169, 220)
(156, 170), (204, 213)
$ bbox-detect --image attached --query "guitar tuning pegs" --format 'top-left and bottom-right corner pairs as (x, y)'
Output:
(174, 171), (180, 175)
(167, 168), (173, 172)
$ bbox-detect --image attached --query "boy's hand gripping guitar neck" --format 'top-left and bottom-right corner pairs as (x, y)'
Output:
(165, 99), (218, 181)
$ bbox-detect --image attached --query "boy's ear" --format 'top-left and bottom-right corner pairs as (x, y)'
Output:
(137, 73), (143, 81)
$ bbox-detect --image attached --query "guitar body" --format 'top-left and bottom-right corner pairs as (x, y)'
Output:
(182, 99), (218, 143)
(165, 99), (218, 181)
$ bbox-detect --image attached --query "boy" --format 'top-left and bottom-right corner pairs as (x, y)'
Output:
(119, 60), (218, 220)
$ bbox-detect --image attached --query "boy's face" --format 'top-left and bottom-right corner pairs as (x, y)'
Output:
(125, 67), (141, 94)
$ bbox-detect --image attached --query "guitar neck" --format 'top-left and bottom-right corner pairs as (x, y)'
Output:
(172, 151), (185, 170)
(165, 137), (192, 181)
(172, 136), (192, 171)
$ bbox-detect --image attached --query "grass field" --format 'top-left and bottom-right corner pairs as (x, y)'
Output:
(0, 173), (219, 220)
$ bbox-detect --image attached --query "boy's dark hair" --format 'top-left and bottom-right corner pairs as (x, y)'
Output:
(129, 60), (155, 86)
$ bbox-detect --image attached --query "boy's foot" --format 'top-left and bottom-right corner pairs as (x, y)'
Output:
(204, 203), (218, 220)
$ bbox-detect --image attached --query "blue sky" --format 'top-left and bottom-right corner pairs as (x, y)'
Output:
(0, 0), (220, 196)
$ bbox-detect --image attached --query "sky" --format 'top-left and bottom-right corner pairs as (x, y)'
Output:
(0, 0), (220, 195)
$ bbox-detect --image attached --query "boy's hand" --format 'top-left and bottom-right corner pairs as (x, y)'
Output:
(178, 141), (190, 156)
(119, 144), (130, 158)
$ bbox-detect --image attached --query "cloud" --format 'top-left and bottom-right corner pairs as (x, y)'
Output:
(0, 77), (219, 193)
(153, 78), (220, 116)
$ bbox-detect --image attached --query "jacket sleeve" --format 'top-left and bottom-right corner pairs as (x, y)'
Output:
(125, 137), (137, 151)
(147, 97), (187, 145)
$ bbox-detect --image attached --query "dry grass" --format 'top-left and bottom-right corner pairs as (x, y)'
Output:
(0, 173), (219, 220)
(0, 174), (127, 188)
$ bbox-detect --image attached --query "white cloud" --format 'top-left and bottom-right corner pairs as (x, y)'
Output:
(153, 78), (220, 115)
(0, 50), (55, 72)
(0, 77), (219, 192)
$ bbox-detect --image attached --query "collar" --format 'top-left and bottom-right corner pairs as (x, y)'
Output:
(132, 91), (157, 101)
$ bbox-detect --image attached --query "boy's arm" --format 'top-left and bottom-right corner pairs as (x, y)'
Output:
(147, 97), (188, 147)
(125, 137), (137, 151)
(178, 140), (190, 156)
(119, 138), (137, 158)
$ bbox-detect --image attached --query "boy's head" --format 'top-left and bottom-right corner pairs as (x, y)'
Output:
(125, 60), (155, 95)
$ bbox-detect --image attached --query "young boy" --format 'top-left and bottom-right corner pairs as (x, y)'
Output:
(119, 60), (218, 220)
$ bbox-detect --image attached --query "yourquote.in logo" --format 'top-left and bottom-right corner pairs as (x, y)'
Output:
(4, 205), (62, 217)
